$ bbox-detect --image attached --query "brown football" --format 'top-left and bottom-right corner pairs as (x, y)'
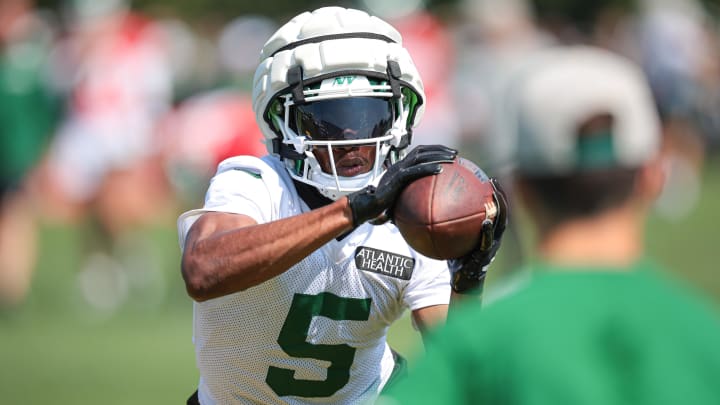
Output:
(393, 159), (497, 260)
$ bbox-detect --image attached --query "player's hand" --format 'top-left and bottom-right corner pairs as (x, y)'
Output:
(448, 177), (508, 294)
(347, 145), (457, 226)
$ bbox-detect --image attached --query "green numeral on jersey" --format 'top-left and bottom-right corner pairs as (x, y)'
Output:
(266, 292), (372, 397)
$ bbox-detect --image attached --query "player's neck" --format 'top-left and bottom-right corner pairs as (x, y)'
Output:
(536, 205), (645, 270)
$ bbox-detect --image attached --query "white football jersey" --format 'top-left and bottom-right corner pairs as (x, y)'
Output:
(178, 155), (451, 404)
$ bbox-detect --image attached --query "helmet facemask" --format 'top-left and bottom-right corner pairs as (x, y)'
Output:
(251, 9), (427, 200)
(267, 75), (418, 200)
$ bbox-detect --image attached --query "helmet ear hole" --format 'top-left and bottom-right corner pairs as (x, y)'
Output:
(401, 87), (420, 129)
(267, 100), (285, 135)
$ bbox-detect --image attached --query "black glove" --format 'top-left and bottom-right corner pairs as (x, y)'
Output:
(347, 145), (458, 226)
(448, 177), (509, 294)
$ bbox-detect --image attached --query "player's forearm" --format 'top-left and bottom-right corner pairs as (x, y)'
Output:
(448, 290), (484, 312)
(182, 199), (354, 301)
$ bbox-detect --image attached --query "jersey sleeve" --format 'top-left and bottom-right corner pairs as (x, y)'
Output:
(202, 165), (271, 221)
(402, 257), (451, 311)
(177, 156), (274, 249)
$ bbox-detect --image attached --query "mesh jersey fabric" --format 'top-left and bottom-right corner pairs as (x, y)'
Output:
(382, 260), (720, 404)
(177, 155), (451, 404)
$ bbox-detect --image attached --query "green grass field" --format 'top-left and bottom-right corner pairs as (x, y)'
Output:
(2, 156), (719, 404)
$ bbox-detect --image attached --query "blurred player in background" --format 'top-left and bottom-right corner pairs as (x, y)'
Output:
(158, 15), (275, 207)
(382, 46), (720, 404)
(177, 7), (507, 404)
(0, 0), (60, 307)
(632, 0), (720, 221)
(386, 8), (462, 150)
(449, 0), (557, 282)
(29, 0), (178, 312)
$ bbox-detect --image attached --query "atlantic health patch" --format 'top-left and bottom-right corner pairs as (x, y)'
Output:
(354, 247), (415, 280)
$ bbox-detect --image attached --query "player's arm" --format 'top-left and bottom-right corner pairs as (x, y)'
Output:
(183, 145), (457, 302)
(412, 304), (449, 345)
(181, 200), (354, 301)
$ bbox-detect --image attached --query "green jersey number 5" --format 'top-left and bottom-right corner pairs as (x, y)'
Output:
(266, 292), (372, 397)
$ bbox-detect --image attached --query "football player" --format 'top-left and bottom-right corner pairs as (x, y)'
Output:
(178, 7), (506, 404)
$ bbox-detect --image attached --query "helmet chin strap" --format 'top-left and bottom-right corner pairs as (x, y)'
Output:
(396, 129), (412, 152)
(273, 138), (305, 161)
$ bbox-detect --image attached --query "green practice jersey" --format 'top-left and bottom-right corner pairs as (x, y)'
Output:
(384, 260), (720, 405)
(0, 27), (60, 189)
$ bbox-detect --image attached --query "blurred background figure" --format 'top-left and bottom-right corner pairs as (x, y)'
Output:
(158, 15), (274, 207)
(631, 0), (720, 221)
(448, 0), (557, 279)
(390, 9), (461, 149)
(357, 0), (463, 149)
(452, 0), (555, 169)
(158, 90), (267, 206)
(382, 45), (720, 405)
(215, 15), (277, 91)
(0, 0), (60, 307)
(464, 0), (720, 288)
(31, 0), (177, 313)
(520, 0), (720, 223)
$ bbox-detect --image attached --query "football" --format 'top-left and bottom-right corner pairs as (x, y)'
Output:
(393, 159), (498, 260)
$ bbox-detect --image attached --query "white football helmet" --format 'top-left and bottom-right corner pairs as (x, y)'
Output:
(252, 7), (426, 200)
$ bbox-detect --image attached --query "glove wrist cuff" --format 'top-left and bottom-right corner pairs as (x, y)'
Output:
(450, 264), (488, 295)
(452, 286), (484, 295)
(347, 186), (377, 227)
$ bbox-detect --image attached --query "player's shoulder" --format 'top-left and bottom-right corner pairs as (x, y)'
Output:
(213, 155), (294, 189)
(216, 155), (282, 178)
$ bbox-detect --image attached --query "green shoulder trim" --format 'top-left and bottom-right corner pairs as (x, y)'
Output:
(233, 168), (262, 179)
